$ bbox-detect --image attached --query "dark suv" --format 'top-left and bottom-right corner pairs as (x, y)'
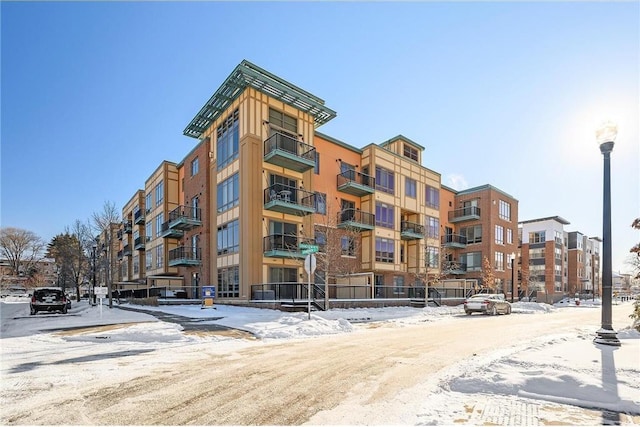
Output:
(30, 287), (68, 315)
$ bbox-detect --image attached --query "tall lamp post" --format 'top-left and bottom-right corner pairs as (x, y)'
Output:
(594, 121), (620, 346)
(510, 252), (516, 303)
(91, 243), (97, 306)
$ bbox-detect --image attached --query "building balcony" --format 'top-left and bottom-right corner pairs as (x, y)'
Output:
(448, 206), (481, 223)
(123, 221), (133, 234)
(123, 244), (132, 257)
(442, 233), (467, 248)
(134, 209), (145, 225)
(263, 132), (316, 172)
(159, 221), (184, 239)
(400, 221), (425, 240)
(167, 205), (202, 230)
(443, 261), (467, 275)
(337, 170), (375, 196)
(337, 208), (375, 232)
(263, 234), (306, 259)
(264, 184), (316, 216)
(134, 236), (147, 251)
(117, 229), (123, 240)
(168, 247), (202, 267)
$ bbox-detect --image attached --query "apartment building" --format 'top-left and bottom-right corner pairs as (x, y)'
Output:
(519, 216), (601, 302)
(440, 185), (520, 298)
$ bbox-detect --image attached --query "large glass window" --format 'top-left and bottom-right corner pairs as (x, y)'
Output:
(425, 185), (439, 209)
(217, 173), (239, 213)
(426, 246), (439, 268)
(218, 265), (239, 298)
(155, 213), (163, 238)
(341, 236), (355, 257)
(375, 166), (395, 195)
(529, 231), (546, 243)
(426, 216), (439, 239)
(269, 108), (297, 133)
(405, 177), (416, 198)
(495, 252), (504, 271)
(499, 200), (511, 221)
(154, 181), (164, 207)
(460, 225), (482, 244)
(375, 202), (394, 228)
(315, 192), (326, 215)
(375, 237), (394, 263)
(145, 251), (152, 270)
(133, 255), (139, 275)
(145, 193), (152, 213)
(507, 228), (513, 244)
(495, 225), (504, 245)
(217, 219), (239, 255)
(462, 252), (482, 271)
(191, 157), (199, 176)
(403, 144), (418, 161)
(145, 222), (152, 241)
(393, 275), (405, 295)
(217, 109), (240, 169)
(156, 244), (163, 268)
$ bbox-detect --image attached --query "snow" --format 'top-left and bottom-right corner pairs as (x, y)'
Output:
(1, 297), (639, 425)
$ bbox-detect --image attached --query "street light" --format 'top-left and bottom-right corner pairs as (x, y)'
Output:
(510, 252), (516, 303)
(594, 121), (620, 346)
(91, 243), (97, 306)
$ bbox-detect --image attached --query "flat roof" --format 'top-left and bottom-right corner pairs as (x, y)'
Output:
(519, 216), (571, 225)
(455, 184), (518, 201)
(184, 60), (337, 139)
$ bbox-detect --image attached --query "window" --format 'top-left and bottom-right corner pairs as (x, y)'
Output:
(495, 252), (504, 271)
(375, 202), (394, 228)
(155, 213), (163, 238)
(495, 225), (504, 245)
(315, 192), (326, 215)
(314, 152), (320, 175)
(403, 144), (418, 161)
(217, 173), (239, 213)
(393, 275), (405, 295)
(315, 230), (326, 252)
(145, 222), (152, 242)
(375, 237), (394, 263)
(269, 108), (297, 133)
(156, 244), (163, 268)
(133, 255), (139, 275)
(217, 220), (239, 255)
(460, 225), (482, 244)
(530, 248), (546, 259)
(425, 185), (439, 209)
(154, 181), (164, 207)
(463, 252), (482, 271)
(426, 216), (439, 239)
(191, 196), (200, 219)
(341, 236), (356, 257)
(507, 228), (513, 245)
(218, 265), (239, 298)
(529, 231), (546, 243)
(145, 251), (152, 269)
(217, 109), (240, 169)
(375, 166), (394, 194)
(145, 193), (152, 213)
(426, 246), (439, 268)
(499, 200), (511, 221)
(191, 157), (199, 176)
(405, 177), (416, 198)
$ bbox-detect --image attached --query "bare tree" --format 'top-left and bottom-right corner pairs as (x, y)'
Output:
(481, 255), (496, 292)
(629, 218), (640, 280)
(91, 201), (121, 308)
(0, 227), (45, 285)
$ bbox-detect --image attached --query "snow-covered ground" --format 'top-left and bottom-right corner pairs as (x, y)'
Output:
(1, 297), (639, 425)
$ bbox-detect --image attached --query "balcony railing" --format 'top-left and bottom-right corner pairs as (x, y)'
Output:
(441, 233), (468, 248)
(168, 247), (202, 267)
(443, 261), (467, 275)
(123, 221), (133, 234)
(448, 206), (481, 223)
(400, 221), (425, 240)
(263, 132), (316, 172)
(134, 209), (145, 225)
(337, 208), (375, 232)
(264, 184), (316, 216)
(337, 170), (375, 196)
(263, 234), (306, 259)
(167, 205), (202, 230)
(123, 244), (132, 257)
(134, 236), (146, 251)
(160, 221), (184, 239)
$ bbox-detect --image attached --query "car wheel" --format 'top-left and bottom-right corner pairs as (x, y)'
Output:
(62, 305), (68, 314)
(491, 306), (497, 316)
(30, 307), (36, 315)
(507, 305), (512, 315)
(465, 311), (472, 315)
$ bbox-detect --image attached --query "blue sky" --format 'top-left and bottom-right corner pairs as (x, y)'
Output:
(1, 2), (638, 274)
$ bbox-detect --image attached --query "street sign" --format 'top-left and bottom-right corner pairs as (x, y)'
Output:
(94, 287), (108, 297)
(300, 244), (319, 254)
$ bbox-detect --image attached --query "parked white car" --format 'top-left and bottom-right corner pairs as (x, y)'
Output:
(464, 293), (512, 315)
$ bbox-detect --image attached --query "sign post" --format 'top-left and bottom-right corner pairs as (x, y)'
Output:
(202, 286), (216, 309)
(303, 253), (317, 320)
(95, 286), (108, 318)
